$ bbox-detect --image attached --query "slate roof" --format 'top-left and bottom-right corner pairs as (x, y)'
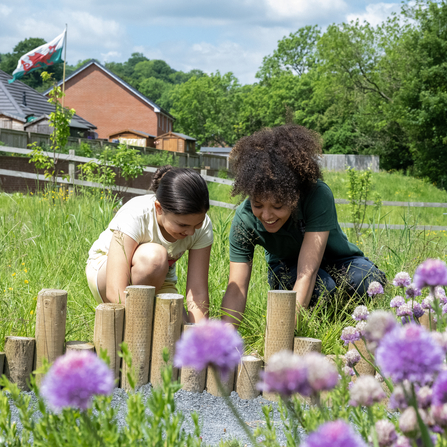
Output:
(0, 69), (96, 130)
(44, 60), (175, 120)
(156, 131), (196, 141)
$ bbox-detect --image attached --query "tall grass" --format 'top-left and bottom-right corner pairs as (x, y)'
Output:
(1, 177), (447, 356)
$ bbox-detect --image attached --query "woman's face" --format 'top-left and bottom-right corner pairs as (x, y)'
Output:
(250, 197), (292, 233)
(155, 201), (205, 242)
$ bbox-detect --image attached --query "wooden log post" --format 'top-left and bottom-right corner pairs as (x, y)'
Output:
(93, 303), (125, 382)
(35, 289), (67, 384)
(4, 337), (35, 391)
(121, 286), (155, 391)
(0, 352), (4, 376)
(206, 366), (235, 397)
(235, 355), (263, 400)
(419, 309), (436, 331)
(293, 337), (322, 356)
(179, 324), (206, 393)
(66, 341), (95, 353)
(150, 293), (183, 387)
(349, 340), (375, 377)
(263, 290), (296, 401)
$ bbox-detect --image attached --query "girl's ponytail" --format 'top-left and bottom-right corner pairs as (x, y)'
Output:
(150, 166), (209, 215)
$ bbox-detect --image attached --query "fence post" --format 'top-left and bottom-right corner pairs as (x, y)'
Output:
(200, 169), (207, 181)
(69, 149), (75, 194)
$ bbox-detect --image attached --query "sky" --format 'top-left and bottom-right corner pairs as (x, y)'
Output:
(0, 0), (402, 85)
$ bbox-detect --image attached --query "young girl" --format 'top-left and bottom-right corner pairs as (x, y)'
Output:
(221, 125), (386, 324)
(86, 166), (213, 323)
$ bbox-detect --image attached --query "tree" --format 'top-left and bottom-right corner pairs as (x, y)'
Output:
(170, 72), (242, 147)
(139, 77), (172, 104)
(134, 60), (175, 83)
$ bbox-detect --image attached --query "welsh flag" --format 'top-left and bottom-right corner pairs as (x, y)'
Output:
(8, 30), (66, 84)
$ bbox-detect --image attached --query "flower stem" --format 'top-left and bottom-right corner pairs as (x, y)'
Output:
(211, 367), (257, 445)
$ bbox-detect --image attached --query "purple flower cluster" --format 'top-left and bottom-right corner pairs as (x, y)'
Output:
(345, 350), (360, 367)
(349, 376), (386, 407)
(301, 420), (367, 447)
(367, 281), (384, 297)
(258, 351), (338, 397)
(414, 258), (447, 289)
(363, 311), (396, 346)
(390, 296), (405, 308)
(393, 272), (412, 288)
(352, 305), (369, 321)
(341, 326), (361, 346)
(375, 419), (397, 447)
(432, 370), (447, 406)
(174, 319), (243, 379)
(376, 324), (444, 385)
(40, 351), (114, 411)
(405, 283), (421, 299)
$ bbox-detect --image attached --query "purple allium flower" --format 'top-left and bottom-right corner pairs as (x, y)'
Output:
(408, 300), (424, 319)
(367, 281), (384, 297)
(432, 370), (447, 406)
(396, 303), (413, 317)
(435, 286), (447, 304)
(301, 420), (367, 447)
(345, 350), (361, 368)
(394, 436), (411, 447)
(443, 304), (447, 315)
(342, 365), (355, 377)
(393, 272), (412, 288)
(375, 372), (385, 383)
(432, 403), (447, 428)
(399, 407), (418, 435)
(421, 296), (434, 310)
(414, 258), (447, 289)
(40, 351), (114, 411)
(390, 296), (405, 308)
(174, 319), (243, 379)
(356, 321), (367, 337)
(406, 283), (421, 299)
(341, 326), (361, 346)
(301, 352), (339, 394)
(417, 386), (433, 409)
(389, 382), (410, 410)
(375, 419), (397, 447)
(363, 311), (397, 346)
(376, 324), (444, 385)
(352, 305), (369, 321)
(257, 350), (309, 397)
(431, 331), (447, 353)
(349, 376), (385, 407)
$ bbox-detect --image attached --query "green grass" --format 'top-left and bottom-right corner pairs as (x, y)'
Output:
(1, 172), (447, 356)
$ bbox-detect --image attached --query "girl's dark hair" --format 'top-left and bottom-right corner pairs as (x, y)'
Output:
(230, 124), (323, 209)
(150, 165), (210, 214)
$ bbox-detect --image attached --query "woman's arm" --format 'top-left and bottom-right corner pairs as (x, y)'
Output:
(104, 231), (139, 304)
(221, 261), (252, 327)
(185, 245), (212, 323)
(293, 231), (329, 310)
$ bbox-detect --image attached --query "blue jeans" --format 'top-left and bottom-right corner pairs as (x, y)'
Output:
(268, 256), (386, 306)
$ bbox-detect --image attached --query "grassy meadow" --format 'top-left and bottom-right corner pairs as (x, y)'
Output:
(1, 169), (447, 357)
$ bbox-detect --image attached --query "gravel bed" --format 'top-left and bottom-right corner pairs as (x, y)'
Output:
(6, 385), (302, 446)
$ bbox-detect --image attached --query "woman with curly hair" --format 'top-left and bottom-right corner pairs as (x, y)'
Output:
(221, 124), (385, 324)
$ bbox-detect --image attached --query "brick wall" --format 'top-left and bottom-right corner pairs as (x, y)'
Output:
(62, 64), (166, 140)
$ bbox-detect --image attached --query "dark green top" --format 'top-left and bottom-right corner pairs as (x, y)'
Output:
(229, 180), (363, 265)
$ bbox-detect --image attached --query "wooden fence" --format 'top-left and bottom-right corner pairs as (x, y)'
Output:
(1, 145), (445, 231)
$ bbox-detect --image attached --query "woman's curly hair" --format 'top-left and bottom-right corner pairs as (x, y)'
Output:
(230, 124), (323, 209)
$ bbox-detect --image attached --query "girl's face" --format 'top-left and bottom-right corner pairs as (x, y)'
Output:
(250, 197), (292, 233)
(155, 201), (206, 242)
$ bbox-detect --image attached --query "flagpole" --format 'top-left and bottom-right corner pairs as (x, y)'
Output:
(62, 24), (67, 107)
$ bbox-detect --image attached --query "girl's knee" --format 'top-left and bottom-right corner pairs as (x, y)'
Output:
(132, 243), (169, 275)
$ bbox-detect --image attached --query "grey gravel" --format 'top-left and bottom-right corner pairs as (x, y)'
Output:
(6, 385), (299, 446)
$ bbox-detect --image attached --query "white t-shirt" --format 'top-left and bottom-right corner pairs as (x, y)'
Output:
(88, 194), (213, 283)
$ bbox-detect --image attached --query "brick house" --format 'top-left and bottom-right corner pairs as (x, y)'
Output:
(0, 69), (95, 136)
(44, 60), (175, 140)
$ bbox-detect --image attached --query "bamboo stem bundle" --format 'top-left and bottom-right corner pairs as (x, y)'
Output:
(179, 324), (206, 393)
(235, 355), (263, 400)
(35, 289), (67, 384)
(293, 337), (322, 355)
(93, 303), (125, 382)
(66, 341), (95, 353)
(150, 293), (184, 387)
(4, 337), (35, 391)
(264, 290), (296, 362)
(206, 366), (235, 397)
(263, 290), (296, 401)
(121, 286), (155, 391)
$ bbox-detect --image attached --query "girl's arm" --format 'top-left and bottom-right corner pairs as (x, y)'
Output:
(221, 261), (252, 327)
(104, 231), (138, 304)
(185, 245), (212, 323)
(293, 231), (329, 310)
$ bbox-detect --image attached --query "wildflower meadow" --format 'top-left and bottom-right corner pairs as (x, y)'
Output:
(2, 176), (447, 446)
